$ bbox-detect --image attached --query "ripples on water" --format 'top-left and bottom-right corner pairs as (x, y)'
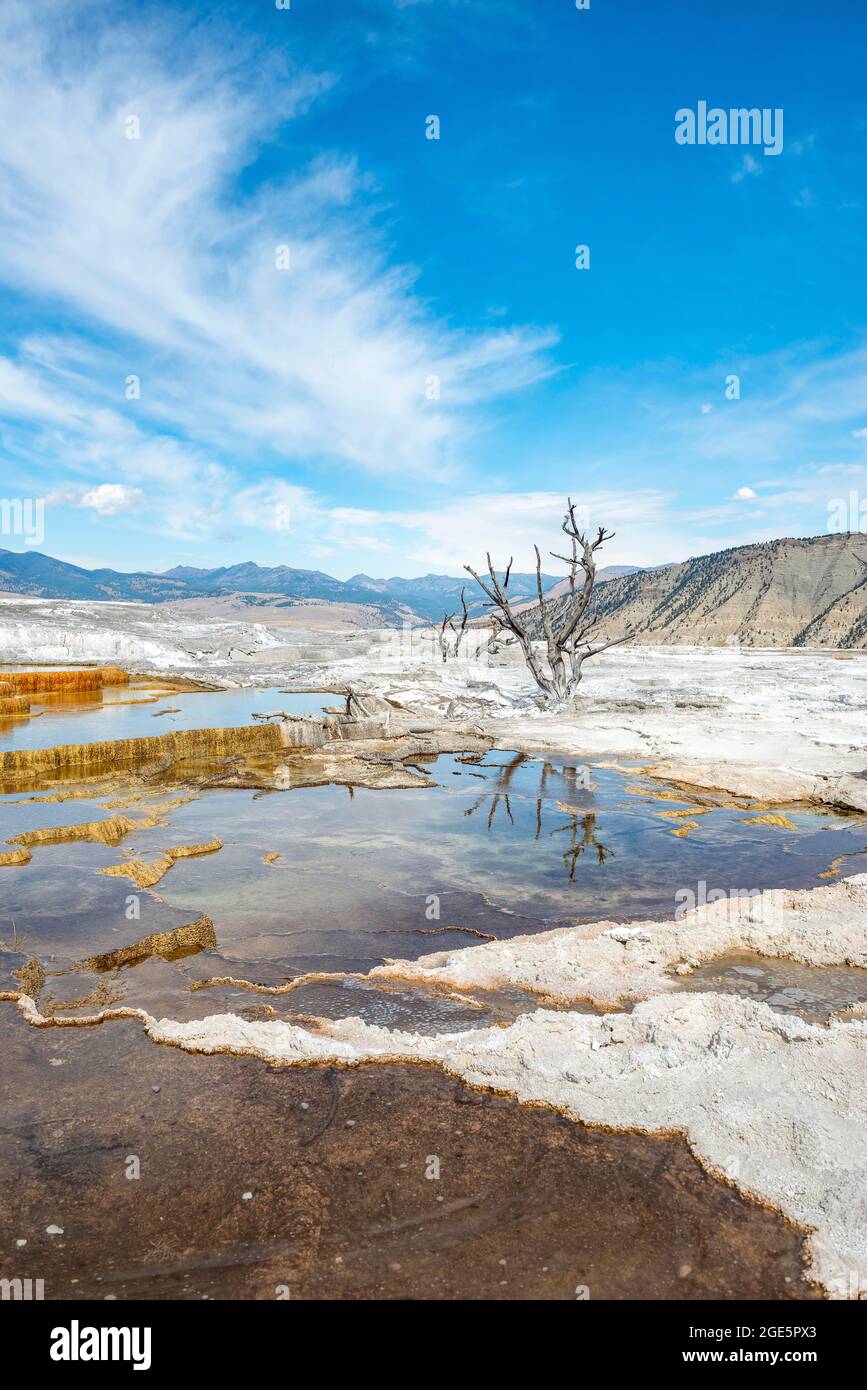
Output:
(1, 694), (866, 1031)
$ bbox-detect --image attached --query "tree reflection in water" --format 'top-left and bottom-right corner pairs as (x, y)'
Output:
(462, 753), (613, 881)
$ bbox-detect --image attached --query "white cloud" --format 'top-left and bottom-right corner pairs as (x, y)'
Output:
(46, 481), (145, 517)
(342, 489), (675, 573)
(0, 356), (79, 425)
(734, 486), (757, 500)
(80, 483), (143, 515)
(232, 482), (316, 536)
(664, 345), (867, 469)
(0, 0), (556, 488)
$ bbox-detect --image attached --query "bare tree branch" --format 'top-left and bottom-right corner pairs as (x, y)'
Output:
(439, 609), (456, 663)
(463, 497), (639, 705)
(438, 586), (472, 661)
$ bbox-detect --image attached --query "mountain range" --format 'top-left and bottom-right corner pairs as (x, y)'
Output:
(0, 549), (566, 624)
(4, 535), (864, 644)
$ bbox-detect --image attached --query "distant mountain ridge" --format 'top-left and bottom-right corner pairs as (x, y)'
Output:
(160, 562), (563, 617)
(0, 550), (561, 623)
(0, 550), (194, 603)
(6, 537), (864, 644)
(523, 534), (867, 648)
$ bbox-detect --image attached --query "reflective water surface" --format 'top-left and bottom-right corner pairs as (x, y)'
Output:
(0, 684), (338, 750)
(0, 690), (856, 1302)
(2, 746), (865, 1030)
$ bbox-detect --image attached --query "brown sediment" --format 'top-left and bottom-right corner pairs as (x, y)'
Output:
(0, 696), (31, 716)
(0, 720), (491, 796)
(167, 839), (222, 860)
(0, 667), (128, 694)
(13, 957), (45, 999)
(81, 915), (217, 972)
(417, 925), (498, 941)
(0, 848), (31, 866)
(185, 969), (525, 1023)
(102, 791), (197, 816)
(625, 784), (696, 804)
(629, 781), (767, 814)
(239, 1002), (279, 1021)
(656, 807), (713, 820)
(8, 813), (162, 848)
(99, 856), (174, 889)
(669, 821), (701, 838)
(833, 1001), (867, 1021)
(263, 851), (281, 863)
(98, 840), (223, 889)
(11, 785), (117, 804)
(0, 722), (287, 776)
(629, 768), (779, 813)
(101, 695), (163, 708)
(189, 969), (355, 997)
(127, 673), (227, 693)
(743, 814), (799, 830)
(0, 1009), (818, 1301)
(0, 761), (160, 798)
(820, 855), (852, 880)
(40, 980), (125, 1015)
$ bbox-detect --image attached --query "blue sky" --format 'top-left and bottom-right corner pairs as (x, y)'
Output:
(0, 0), (865, 579)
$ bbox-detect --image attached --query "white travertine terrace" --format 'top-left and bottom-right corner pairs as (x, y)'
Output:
(4, 598), (867, 1297)
(369, 872), (867, 1004)
(3, 598), (864, 807)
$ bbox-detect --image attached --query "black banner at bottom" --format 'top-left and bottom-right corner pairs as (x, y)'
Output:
(4, 1297), (860, 1375)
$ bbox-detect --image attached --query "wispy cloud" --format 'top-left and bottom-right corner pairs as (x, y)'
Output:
(0, 0), (556, 517)
(258, 488), (677, 573)
(731, 153), (761, 184)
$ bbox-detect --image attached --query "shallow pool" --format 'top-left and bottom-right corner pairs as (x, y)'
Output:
(2, 750), (864, 1029)
(0, 685), (339, 750)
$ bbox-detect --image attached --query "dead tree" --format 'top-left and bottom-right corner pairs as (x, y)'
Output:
(485, 613), (514, 656)
(438, 586), (471, 661)
(452, 586), (470, 656)
(438, 611), (453, 663)
(464, 498), (634, 705)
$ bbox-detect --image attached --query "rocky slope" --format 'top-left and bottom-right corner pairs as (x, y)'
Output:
(525, 534), (867, 648)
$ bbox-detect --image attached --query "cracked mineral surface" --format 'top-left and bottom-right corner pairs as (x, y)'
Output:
(1, 613), (866, 1299)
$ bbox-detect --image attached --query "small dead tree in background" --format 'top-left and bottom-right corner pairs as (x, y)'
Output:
(438, 586), (470, 661)
(485, 613), (512, 656)
(464, 498), (634, 705)
(438, 611), (452, 663)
